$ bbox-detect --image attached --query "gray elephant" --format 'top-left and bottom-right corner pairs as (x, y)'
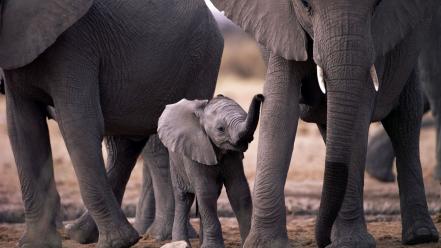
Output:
(366, 8), (441, 183)
(212, 0), (439, 247)
(41, 105), (196, 242)
(65, 134), (197, 243)
(1, 0), (223, 247)
(158, 94), (263, 247)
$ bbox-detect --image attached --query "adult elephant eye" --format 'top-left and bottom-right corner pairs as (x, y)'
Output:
(217, 126), (225, 133)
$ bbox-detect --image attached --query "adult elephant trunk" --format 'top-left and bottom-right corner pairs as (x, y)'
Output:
(237, 94), (264, 145)
(313, 12), (376, 247)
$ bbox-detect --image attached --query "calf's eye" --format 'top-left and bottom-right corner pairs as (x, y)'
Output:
(301, 0), (310, 8)
(217, 126), (225, 132)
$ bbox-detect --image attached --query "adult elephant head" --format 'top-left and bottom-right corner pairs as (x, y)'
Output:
(0, 0), (93, 69)
(212, 0), (433, 247)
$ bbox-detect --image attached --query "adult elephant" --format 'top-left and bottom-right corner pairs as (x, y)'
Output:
(0, 0), (223, 247)
(366, 9), (441, 183)
(212, 0), (439, 247)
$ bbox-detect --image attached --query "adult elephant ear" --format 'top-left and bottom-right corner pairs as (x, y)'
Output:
(158, 99), (218, 166)
(372, 0), (435, 57)
(0, 0), (94, 69)
(211, 0), (307, 61)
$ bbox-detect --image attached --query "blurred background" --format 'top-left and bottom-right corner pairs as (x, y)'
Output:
(0, 2), (440, 247)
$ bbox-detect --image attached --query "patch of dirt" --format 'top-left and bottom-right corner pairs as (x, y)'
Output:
(1, 217), (440, 247)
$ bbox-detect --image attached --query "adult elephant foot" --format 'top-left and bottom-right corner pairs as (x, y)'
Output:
(243, 228), (289, 248)
(65, 212), (98, 244)
(329, 218), (375, 248)
(145, 217), (173, 240)
(401, 216), (439, 245)
(18, 227), (62, 248)
(97, 222), (140, 248)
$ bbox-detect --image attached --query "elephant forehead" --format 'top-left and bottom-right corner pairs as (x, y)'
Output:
(206, 98), (246, 117)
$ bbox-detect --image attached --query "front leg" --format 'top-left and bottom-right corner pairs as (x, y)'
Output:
(382, 71), (439, 245)
(244, 54), (301, 248)
(185, 159), (224, 248)
(220, 151), (252, 242)
(66, 136), (146, 244)
(53, 76), (139, 248)
(6, 86), (61, 248)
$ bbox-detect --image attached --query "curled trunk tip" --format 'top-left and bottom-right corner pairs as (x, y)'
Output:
(237, 94), (264, 145)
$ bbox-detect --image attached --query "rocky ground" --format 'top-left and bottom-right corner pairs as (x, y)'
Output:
(0, 78), (440, 247)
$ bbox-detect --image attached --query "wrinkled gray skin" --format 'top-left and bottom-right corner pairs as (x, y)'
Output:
(65, 134), (198, 244)
(41, 104), (196, 242)
(158, 95), (263, 248)
(366, 11), (441, 183)
(2, 0), (223, 247)
(212, 0), (439, 247)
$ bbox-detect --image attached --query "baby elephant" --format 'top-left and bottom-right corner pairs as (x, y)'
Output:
(158, 94), (264, 248)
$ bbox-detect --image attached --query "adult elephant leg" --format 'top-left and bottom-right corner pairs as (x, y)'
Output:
(382, 72), (439, 245)
(6, 86), (62, 248)
(365, 128), (396, 182)
(221, 151), (252, 242)
(54, 76), (139, 248)
(66, 136), (146, 244)
(134, 154), (155, 234)
(144, 135), (176, 240)
(244, 54), (301, 248)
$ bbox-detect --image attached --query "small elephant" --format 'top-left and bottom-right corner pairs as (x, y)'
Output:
(158, 94), (264, 247)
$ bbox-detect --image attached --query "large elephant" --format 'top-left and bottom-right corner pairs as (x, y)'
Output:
(366, 9), (441, 183)
(1, 0), (223, 247)
(212, 0), (439, 247)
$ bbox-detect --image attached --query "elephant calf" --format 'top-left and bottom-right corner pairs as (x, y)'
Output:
(158, 94), (264, 248)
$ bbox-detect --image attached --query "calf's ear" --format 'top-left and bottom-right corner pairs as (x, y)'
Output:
(158, 99), (218, 166)
(0, 0), (94, 69)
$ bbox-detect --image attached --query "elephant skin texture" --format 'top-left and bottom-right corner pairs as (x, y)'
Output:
(2, 0), (223, 247)
(366, 8), (441, 183)
(212, 0), (440, 247)
(158, 95), (264, 248)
